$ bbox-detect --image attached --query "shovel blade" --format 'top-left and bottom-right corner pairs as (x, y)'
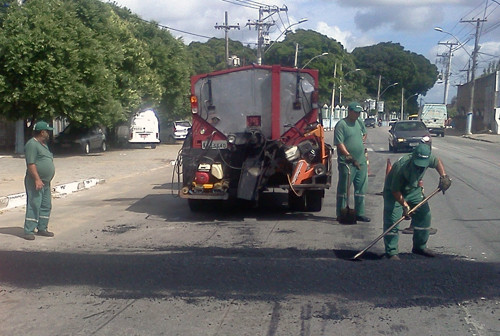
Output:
(339, 207), (357, 224)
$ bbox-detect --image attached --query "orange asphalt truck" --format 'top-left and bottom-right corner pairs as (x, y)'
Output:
(178, 65), (333, 212)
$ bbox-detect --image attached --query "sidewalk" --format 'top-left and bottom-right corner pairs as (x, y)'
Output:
(0, 144), (182, 211)
(445, 127), (500, 144)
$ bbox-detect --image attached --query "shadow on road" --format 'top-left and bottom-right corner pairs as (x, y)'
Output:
(0, 246), (498, 309)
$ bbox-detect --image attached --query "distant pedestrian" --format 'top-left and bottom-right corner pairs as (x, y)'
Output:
(382, 143), (451, 259)
(334, 101), (371, 222)
(23, 121), (55, 240)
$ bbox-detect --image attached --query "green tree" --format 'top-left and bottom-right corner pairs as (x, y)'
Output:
(0, 0), (166, 128)
(109, 4), (191, 121)
(0, 0), (116, 125)
(352, 42), (438, 115)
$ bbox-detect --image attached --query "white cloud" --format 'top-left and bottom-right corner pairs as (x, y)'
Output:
(315, 21), (375, 51)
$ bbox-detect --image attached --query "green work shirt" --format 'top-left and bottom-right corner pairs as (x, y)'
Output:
(25, 138), (55, 183)
(334, 118), (367, 164)
(384, 152), (438, 196)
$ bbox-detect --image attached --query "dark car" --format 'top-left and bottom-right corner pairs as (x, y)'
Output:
(388, 120), (431, 153)
(53, 124), (107, 154)
(364, 117), (376, 128)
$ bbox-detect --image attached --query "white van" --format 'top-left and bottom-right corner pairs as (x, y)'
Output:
(129, 109), (160, 148)
(419, 104), (447, 137)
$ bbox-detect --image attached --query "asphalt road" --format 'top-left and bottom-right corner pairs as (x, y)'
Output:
(0, 130), (499, 336)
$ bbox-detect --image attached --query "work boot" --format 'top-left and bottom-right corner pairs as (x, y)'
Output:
(402, 227), (437, 235)
(412, 248), (436, 258)
(23, 234), (35, 241)
(356, 215), (371, 222)
(36, 230), (54, 237)
(384, 254), (400, 260)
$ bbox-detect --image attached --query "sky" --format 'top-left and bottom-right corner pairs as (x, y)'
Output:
(104, 0), (500, 105)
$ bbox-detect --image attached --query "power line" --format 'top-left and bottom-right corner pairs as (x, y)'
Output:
(135, 17), (213, 39)
(221, 0), (259, 9)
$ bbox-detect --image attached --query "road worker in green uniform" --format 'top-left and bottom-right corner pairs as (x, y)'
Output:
(383, 143), (451, 259)
(23, 121), (56, 240)
(334, 101), (370, 222)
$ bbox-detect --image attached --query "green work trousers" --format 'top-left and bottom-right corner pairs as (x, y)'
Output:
(24, 176), (52, 234)
(383, 187), (431, 256)
(336, 162), (367, 218)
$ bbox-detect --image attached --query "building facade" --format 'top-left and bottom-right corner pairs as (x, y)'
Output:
(456, 71), (500, 134)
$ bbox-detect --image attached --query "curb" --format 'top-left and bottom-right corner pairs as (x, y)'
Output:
(0, 178), (105, 211)
(462, 135), (494, 143)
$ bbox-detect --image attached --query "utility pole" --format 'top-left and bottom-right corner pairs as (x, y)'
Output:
(376, 74), (381, 119)
(461, 18), (486, 134)
(330, 62), (337, 116)
(247, 6), (287, 65)
(215, 12), (240, 68)
(400, 87), (404, 120)
(437, 41), (457, 104)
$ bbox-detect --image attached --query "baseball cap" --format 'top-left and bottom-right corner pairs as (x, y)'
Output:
(348, 101), (363, 113)
(412, 143), (431, 167)
(33, 121), (53, 131)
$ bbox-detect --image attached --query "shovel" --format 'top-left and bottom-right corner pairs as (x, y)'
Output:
(338, 163), (357, 224)
(351, 187), (442, 261)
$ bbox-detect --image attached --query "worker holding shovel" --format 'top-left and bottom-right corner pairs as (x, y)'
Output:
(334, 102), (371, 223)
(383, 143), (451, 260)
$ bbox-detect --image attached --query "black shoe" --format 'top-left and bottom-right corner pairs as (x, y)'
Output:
(412, 248), (436, 258)
(402, 227), (437, 235)
(24, 234), (35, 240)
(402, 226), (414, 234)
(356, 215), (371, 222)
(37, 230), (54, 237)
(384, 254), (400, 260)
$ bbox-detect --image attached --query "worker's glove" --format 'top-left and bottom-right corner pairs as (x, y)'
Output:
(403, 205), (411, 220)
(438, 175), (452, 194)
(345, 155), (361, 170)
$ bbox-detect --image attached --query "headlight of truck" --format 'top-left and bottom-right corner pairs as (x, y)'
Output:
(397, 138), (405, 142)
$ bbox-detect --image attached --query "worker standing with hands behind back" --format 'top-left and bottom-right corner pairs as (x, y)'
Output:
(334, 101), (371, 223)
(23, 121), (56, 240)
(383, 143), (451, 260)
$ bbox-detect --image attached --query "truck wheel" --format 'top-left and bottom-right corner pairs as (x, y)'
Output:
(305, 190), (323, 212)
(151, 144), (156, 149)
(388, 143), (393, 152)
(288, 191), (306, 212)
(441, 132), (445, 137)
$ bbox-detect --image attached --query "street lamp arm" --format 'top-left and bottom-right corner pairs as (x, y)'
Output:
(379, 82), (398, 98)
(434, 27), (472, 58)
(301, 52), (329, 69)
(264, 18), (308, 54)
(405, 93), (419, 103)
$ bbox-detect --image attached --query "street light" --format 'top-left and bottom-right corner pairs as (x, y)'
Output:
(338, 68), (361, 105)
(435, 26), (476, 135)
(376, 78), (398, 120)
(400, 90), (418, 120)
(264, 18), (308, 55)
(434, 27), (471, 57)
(379, 82), (398, 98)
(301, 52), (329, 69)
